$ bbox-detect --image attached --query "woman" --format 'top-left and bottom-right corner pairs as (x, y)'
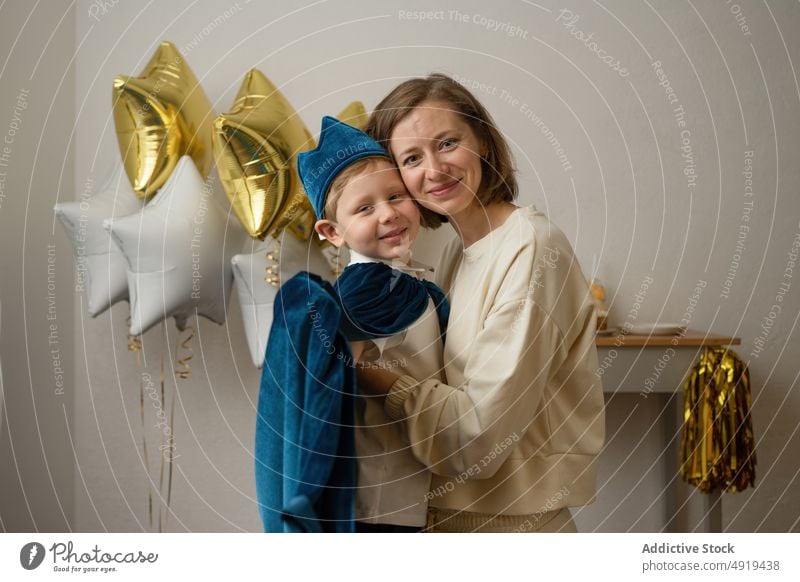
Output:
(359, 74), (605, 532)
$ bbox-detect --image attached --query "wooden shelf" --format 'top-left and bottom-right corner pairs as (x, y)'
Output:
(595, 329), (741, 348)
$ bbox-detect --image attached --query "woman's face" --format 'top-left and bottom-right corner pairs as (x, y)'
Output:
(389, 100), (485, 219)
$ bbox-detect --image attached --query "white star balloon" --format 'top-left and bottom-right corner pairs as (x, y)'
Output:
(105, 156), (235, 336)
(232, 233), (339, 368)
(54, 162), (142, 316)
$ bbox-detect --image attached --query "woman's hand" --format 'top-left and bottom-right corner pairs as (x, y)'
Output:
(356, 365), (398, 396)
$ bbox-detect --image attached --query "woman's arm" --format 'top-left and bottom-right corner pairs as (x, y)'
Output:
(377, 294), (588, 480)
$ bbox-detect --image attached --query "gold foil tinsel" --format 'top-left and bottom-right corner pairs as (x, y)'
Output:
(679, 347), (756, 493)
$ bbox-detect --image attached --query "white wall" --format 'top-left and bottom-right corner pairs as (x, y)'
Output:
(0, 0), (76, 531)
(2, 0), (798, 532)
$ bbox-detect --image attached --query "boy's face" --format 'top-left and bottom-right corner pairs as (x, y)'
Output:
(315, 160), (420, 261)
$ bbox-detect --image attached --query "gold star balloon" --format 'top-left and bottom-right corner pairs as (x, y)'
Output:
(112, 41), (214, 200)
(336, 100), (368, 130)
(213, 68), (369, 241)
(213, 69), (315, 241)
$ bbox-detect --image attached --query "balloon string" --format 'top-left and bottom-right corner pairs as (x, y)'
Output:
(127, 323), (190, 532)
(161, 326), (191, 530)
(174, 326), (194, 380)
(165, 383), (175, 532)
(158, 353), (166, 532)
(128, 332), (155, 531)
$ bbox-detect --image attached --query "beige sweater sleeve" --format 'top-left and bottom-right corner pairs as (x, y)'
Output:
(385, 295), (568, 479)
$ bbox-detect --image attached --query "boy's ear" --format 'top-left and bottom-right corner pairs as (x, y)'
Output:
(314, 220), (345, 248)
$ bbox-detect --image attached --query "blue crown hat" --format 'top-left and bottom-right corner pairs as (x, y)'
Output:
(298, 116), (389, 219)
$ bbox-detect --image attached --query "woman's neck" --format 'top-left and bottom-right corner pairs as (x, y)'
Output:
(450, 200), (518, 247)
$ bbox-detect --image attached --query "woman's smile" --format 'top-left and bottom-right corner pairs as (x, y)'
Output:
(427, 178), (461, 198)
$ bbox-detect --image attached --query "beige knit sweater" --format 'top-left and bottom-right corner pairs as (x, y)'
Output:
(384, 206), (606, 516)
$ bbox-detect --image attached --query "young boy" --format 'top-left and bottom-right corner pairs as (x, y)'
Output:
(298, 116), (446, 532)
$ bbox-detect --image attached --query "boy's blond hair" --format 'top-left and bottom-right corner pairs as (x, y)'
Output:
(321, 157), (384, 221)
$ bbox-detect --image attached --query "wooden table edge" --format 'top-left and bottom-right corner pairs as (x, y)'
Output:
(595, 330), (741, 348)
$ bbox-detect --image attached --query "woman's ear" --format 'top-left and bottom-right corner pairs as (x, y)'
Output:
(314, 220), (345, 248)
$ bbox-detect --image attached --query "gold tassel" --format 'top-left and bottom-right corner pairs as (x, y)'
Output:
(680, 347), (756, 493)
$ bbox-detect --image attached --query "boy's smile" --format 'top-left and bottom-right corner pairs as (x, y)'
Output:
(316, 159), (420, 261)
(379, 226), (409, 244)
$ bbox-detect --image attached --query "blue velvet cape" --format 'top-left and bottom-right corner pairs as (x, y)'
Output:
(254, 263), (448, 533)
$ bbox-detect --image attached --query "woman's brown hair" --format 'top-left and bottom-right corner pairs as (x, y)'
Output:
(365, 73), (518, 228)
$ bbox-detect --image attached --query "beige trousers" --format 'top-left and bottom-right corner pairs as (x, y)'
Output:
(424, 507), (577, 533)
